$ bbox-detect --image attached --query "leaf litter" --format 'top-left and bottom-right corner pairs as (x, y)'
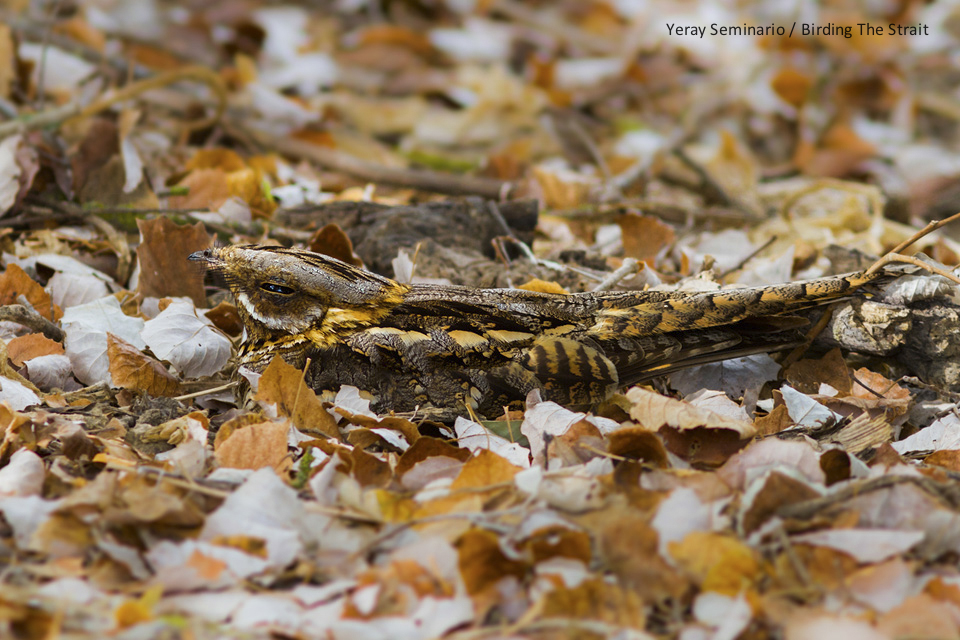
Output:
(1, 1), (960, 638)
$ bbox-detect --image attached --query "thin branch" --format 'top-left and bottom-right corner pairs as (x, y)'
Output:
(0, 304), (64, 341)
(592, 258), (639, 292)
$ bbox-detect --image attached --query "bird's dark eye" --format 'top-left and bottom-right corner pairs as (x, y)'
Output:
(261, 282), (295, 295)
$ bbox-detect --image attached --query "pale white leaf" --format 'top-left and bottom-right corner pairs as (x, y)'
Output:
(140, 300), (231, 377)
(22, 354), (76, 391)
(520, 401), (619, 467)
(0, 135), (22, 214)
(61, 296), (145, 386)
(333, 385), (376, 418)
(0, 376), (40, 410)
(429, 18), (512, 63)
(0, 449), (44, 497)
(120, 135), (143, 193)
(47, 272), (110, 309)
(781, 384), (842, 428)
(454, 416), (530, 468)
(791, 528), (925, 563)
(19, 44), (95, 93)
(693, 592), (752, 640)
(0, 495), (61, 548)
(201, 468), (305, 569)
(892, 413), (960, 454)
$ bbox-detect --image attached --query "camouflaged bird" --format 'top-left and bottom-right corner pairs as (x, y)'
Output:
(190, 245), (888, 419)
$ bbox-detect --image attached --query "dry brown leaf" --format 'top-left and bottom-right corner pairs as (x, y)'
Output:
(456, 528), (527, 597)
(0, 263), (61, 320)
(754, 404), (793, 436)
(71, 118), (118, 196)
(669, 531), (762, 595)
(170, 168), (232, 211)
(6, 333), (64, 367)
(396, 436), (471, 479)
(203, 300), (243, 336)
(185, 148), (248, 172)
(539, 578), (646, 629)
(784, 348), (852, 395)
(106, 333), (181, 397)
(606, 427), (669, 467)
(215, 420), (291, 473)
(136, 217), (211, 306)
(771, 67), (813, 107)
(592, 510), (688, 602)
(255, 355), (339, 438)
(450, 449), (522, 490)
(626, 386), (755, 437)
(618, 213), (675, 264)
(308, 223), (364, 267)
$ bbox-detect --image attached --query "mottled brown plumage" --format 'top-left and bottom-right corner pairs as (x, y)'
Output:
(190, 245), (885, 418)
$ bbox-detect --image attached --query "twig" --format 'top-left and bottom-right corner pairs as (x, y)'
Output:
(0, 305), (64, 341)
(173, 381), (237, 402)
(865, 210), (960, 278)
(717, 235), (778, 280)
(865, 253), (960, 285)
(778, 304), (837, 370)
(592, 258), (639, 292)
(485, 201), (519, 240)
(255, 134), (513, 200)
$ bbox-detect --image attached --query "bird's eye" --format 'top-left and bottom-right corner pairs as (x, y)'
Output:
(260, 282), (295, 295)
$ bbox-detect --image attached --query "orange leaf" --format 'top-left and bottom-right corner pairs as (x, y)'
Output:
(107, 333), (181, 397)
(451, 449), (522, 490)
(618, 213), (675, 265)
(215, 420), (290, 472)
(6, 333), (63, 367)
(255, 356), (339, 438)
(0, 263), (61, 320)
(771, 67), (812, 107)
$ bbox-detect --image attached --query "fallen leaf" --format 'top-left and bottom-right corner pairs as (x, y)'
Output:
(0, 263), (61, 320)
(107, 333), (181, 397)
(7, 333), (64, 367)
(136, 217), (211, 306)
(255, 356), (339, 438)
(618, 213), (675, 264)
(140, 300), (232, 377)
(215, 421), (291, 473)
(308, 223), (364, 267)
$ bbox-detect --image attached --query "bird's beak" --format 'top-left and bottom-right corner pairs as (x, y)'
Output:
(188, 249), (222, 266)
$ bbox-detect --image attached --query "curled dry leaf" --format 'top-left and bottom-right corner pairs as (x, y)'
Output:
(255, 356), (339, 438)
(308, 223), (364, 267)
(626, 386), (755, 437)
(140, 300), (232, 378)
(0, 263), (61, 320)
(0, 376), (41, 411)
(61, 296), (145, 386)
(6, 333), (63, 367)
(107, 333), (182, 397)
